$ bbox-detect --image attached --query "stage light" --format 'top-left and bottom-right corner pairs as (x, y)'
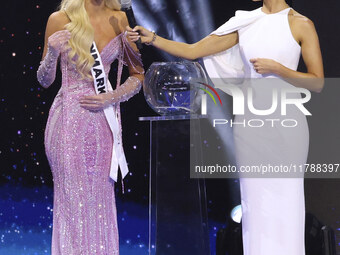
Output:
(132, 1), (159, 34)
(230, 205), (242, 223)
(132, 0), (214, 60)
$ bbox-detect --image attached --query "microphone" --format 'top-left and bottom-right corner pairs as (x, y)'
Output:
(120, 0), (143, 50)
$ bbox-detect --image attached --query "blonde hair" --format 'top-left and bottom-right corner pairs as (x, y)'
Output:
(59, 0), (121, 79)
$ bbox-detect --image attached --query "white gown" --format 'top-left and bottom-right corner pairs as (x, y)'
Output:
(204, 7), (307, 255)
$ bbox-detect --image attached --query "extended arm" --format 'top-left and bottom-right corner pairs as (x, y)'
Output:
(127, 26), (238, 60)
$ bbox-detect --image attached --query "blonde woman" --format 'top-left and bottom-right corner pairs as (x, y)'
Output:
(37, 0), (144, 253)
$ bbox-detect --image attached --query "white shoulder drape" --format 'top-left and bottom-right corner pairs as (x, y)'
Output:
(203, 8), (264, 80)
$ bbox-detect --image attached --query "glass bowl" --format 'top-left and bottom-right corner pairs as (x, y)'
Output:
(143, 62), (207, 116)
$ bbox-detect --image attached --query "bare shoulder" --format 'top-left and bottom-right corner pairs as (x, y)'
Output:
(289, 9), (316, 31)
(42, 11), (70, 59)
(47, 11), (70, 32)
(110, 10), (138, 50)
(107, 10), (128, 35)
(115, 10), (129, 31)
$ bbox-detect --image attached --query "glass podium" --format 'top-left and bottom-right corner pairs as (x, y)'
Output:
(139, 115), (210, 255)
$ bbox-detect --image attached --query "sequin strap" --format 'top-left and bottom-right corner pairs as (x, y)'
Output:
(120, 31), (144, 74)
(102, 33), (144, 105)
(90, 42), (129, 182)
(121, 179), (125, 194)
(105, 32), (144, 104)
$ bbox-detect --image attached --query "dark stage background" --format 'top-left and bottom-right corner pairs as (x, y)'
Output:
(1, 0), (340, 254)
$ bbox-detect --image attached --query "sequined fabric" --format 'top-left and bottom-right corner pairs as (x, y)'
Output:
(37, 47), (59, 88)
(37, 30), (71, 88)
(42, 32), (143, 255)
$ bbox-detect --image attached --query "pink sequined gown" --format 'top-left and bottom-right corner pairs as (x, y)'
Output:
(43, 32), (143, 255)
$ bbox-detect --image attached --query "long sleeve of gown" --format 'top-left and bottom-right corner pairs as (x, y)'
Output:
(37, 30), (71, 88)
(37, 46), (60, 88)
(108, 32), (144, 104)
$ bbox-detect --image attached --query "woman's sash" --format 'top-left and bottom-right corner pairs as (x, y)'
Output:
(90, 42), (129, 182)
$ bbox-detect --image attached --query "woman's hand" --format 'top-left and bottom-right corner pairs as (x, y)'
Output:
(79, 93), (114, 111)
(126, 26), (154, 44)
(47, 30), (71, 56)
(250, 58), (281, 75)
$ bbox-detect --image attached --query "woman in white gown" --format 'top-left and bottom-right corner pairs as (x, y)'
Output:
(127, 0), (324, 254)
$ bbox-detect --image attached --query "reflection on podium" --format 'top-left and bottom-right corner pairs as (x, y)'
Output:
(139, 115), (210, 255)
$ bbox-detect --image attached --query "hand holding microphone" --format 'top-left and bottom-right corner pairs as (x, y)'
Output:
(121, 0), (146, 50)
(126, 26), (157, 46)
